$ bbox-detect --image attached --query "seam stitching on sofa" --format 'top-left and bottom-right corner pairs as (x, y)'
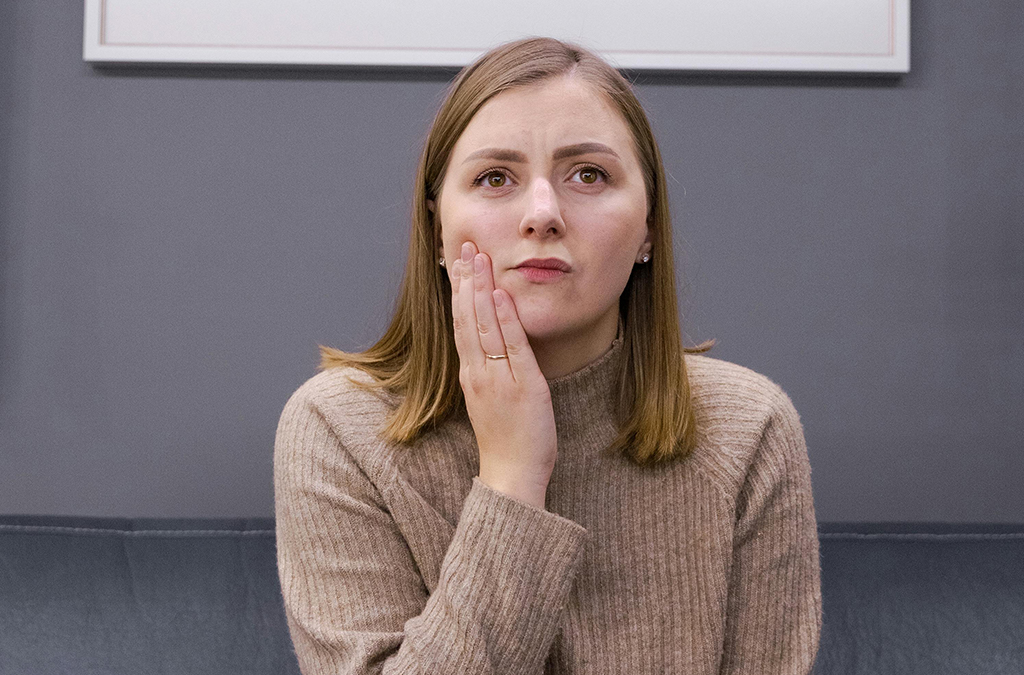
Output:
(819, 532), (1024, 540)
(0, 524), (275, 536)
(3, 525), (1021, 540)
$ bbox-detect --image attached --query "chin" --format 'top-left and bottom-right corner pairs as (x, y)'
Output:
(512, 293), (620, 347)
(520, 321), (566, 343)
(515, 307), (580, 343)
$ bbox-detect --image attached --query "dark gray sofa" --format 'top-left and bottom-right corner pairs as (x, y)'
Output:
(1, 516), (1022, 674)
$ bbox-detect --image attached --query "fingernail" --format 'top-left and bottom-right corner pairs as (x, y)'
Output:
(493, 290), (504, 307)
(461, 242), (472, 263)
(474, 254), (483, 275)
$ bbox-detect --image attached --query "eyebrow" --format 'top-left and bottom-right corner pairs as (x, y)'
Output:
(462, 142), (621, 164)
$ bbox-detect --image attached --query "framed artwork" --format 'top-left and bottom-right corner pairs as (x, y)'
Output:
(83, 0), (909, 73)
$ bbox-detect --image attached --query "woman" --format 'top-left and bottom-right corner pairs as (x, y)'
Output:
(275, 36), (822, 674)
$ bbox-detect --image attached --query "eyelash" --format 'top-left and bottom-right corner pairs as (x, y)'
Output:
(472, 163), (611, 187)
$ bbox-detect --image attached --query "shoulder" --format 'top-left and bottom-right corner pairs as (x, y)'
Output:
(683, 353), (806, 496)
(281, 364), (403, 421)
(275, 366), (401, 476)
(684, 353), (798, 425)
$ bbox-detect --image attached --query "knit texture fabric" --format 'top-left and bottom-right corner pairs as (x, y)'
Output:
(274, 334), (822, 674)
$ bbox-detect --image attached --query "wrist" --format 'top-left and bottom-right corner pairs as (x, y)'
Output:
(477, 474), (548, 510)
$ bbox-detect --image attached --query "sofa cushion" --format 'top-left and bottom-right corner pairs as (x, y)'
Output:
(816, 522), (1024, 675)
(2, 517), (1022, 674)
(0, 515), (300, 675)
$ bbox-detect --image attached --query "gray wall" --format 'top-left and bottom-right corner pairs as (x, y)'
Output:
(1, 2), (1021, 521)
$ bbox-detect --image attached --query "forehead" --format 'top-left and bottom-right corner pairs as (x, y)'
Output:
(452, 77), (635, 156)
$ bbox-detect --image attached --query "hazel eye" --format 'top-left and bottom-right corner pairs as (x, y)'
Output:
(473, 169), (511, 189)
(572, 164), (609, 185)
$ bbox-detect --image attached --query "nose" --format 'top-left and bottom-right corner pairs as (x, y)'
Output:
(519, 177), (564, 239)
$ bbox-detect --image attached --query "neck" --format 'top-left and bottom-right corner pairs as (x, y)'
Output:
(530, 309), (620, 380)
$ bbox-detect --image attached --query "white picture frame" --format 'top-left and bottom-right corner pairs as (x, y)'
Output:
(83, 0), (910, 73)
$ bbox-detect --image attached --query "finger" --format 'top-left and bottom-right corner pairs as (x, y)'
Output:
(450, 258), (470, 360)
(457, 241), (484, 368)
(491, 288), (542, 383)
(473, 253), (507, 362)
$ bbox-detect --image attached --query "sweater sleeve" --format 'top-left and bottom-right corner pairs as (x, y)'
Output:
(718, 388), (823, 675)
(273, 387), (588, 675)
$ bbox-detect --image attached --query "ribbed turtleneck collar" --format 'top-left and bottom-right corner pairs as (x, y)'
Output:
(545, 319), (625, 428)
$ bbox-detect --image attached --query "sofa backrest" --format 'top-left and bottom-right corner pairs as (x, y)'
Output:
(2, 517), (1022, 674)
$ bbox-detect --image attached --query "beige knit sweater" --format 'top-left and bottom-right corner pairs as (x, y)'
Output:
(274, 334), (822, 674)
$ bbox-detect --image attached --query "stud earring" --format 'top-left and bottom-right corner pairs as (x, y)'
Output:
(641, 253), (650, 263)
(439, 257), (446, 267)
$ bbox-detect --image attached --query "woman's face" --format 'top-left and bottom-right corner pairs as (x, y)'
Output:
(434, 76), (652, 344)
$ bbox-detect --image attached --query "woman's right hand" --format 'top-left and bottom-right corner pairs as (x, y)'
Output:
(450, 241), (558, 510)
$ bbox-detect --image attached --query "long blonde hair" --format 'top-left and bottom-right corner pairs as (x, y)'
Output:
(319, 37), (713, 465)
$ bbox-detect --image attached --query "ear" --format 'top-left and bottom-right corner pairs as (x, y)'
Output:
(430, 202), (446, 262)
(427, 199), (443, 251)
(640, 228), (653, 256)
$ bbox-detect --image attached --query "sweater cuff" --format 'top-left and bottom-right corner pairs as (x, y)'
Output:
(417, 476), (587, 670)
(458, 476), (588, 571)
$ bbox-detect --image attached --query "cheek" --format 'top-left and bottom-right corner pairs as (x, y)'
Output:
(573, 200), (646, 256)
(588, 242), (637, 298)
(441, 201), (515, 256)
(574, 208), (646, 290)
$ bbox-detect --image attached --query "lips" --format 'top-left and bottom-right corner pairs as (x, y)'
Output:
(515, 258), (572, 272)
